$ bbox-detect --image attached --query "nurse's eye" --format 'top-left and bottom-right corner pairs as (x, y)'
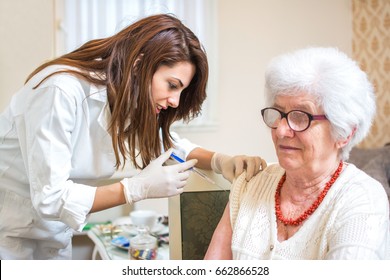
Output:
(168, 82), (178, 90)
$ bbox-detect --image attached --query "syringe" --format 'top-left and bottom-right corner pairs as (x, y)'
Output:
(170, 152), (226, 191)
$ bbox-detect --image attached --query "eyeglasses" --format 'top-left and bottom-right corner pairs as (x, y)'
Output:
(261, 107), (327, 132)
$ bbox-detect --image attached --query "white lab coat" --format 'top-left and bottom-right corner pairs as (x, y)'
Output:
(0, 65), (198, 259)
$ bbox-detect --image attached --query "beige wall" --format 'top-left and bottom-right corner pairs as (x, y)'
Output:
(0, 0), (55, 109)
(0, 0), (353, 216)
(177, 0), (353, 163)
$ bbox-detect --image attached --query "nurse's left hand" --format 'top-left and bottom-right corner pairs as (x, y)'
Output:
(211, 153), (267, 182)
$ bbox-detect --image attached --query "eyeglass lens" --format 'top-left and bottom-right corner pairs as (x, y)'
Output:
(262, 108), (310, 132)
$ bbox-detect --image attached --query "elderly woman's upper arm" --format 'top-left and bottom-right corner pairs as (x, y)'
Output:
(204, 202), (233, 260)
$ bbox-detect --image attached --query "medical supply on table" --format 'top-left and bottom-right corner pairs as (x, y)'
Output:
(111, 236), (130, 249)
(129, 226), (158, 260)
(170, 152), (226, 191)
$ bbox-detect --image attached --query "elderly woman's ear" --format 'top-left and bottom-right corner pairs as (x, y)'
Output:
(336, 127), (357, 149)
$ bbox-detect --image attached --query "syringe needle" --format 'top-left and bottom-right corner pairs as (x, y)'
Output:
(192, 168), (216, 184)
(170, 152), (226, 191)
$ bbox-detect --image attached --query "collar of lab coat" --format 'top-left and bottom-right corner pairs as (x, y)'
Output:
(88, 83), (111, 132)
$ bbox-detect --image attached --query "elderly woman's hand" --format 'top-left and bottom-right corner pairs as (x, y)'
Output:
(211, 153), (267, 182)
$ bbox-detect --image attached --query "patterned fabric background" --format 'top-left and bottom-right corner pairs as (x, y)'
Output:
(352, 0), (390, 148)
(180, 190), (230, 260)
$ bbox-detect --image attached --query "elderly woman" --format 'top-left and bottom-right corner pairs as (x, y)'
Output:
(204, 47), (390, 260)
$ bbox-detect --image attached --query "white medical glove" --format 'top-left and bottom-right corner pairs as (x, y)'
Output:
(211, 153), (267, 182)
(121, 148), (197, 204)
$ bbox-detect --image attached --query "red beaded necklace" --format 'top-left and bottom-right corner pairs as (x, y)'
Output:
(275, 161), (343, 226)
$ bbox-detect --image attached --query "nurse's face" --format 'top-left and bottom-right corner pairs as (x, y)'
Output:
(151, 61), (195, 114)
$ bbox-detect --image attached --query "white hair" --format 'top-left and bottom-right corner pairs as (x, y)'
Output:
(264, 47), (376, 160)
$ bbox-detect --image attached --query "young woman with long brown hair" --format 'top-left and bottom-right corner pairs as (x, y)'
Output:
(0, 14), (265, 259)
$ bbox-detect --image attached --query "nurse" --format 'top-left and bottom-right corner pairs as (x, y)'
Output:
(0, 14), (265, 259)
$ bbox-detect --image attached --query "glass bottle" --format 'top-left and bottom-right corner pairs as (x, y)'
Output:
(129, 226), (158, 260)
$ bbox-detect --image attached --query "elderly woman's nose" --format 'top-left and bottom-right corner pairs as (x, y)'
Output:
(276, 118), (294, 137)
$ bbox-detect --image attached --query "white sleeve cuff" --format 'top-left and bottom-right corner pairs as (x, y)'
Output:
(170, 131), (200, 159)
(60, 181), (96, 231)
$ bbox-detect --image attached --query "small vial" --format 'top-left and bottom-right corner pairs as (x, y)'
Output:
(129, 226), (158, 260)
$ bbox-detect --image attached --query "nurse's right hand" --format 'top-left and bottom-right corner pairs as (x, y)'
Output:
(121, 148), (197, 204)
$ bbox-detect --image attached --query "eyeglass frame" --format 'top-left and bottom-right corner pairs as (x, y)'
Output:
(260, 107), (328, 132)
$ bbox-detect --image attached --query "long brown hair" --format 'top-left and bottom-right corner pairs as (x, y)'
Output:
(27, 14), (208, 169)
